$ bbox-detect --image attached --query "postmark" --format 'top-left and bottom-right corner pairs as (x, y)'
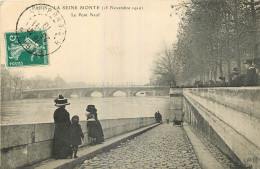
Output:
(5, 31), (48, 67)
(15, 4), (66, 56)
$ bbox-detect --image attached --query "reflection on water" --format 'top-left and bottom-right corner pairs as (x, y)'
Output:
(1, 96), (170, 125)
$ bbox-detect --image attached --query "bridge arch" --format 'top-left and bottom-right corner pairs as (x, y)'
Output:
(90, 90), (103, 97)
(112, 90), (127, 97)
(82, 90), (95, 97)
(82, 90), (104, 97)
(134, 91), (147, 96)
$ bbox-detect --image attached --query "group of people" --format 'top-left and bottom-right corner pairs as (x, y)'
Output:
(154, 111), (162, 123)
(227, 58), (259, 87)
(178, 58), (260, 88)
(52, 95), (104, 159)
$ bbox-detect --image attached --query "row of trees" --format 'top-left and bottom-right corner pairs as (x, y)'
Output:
(1, 65), (24, 101)
(23, 75), (67, 89)
(152, 0), (259, 86)
(1, 65), (68, 101)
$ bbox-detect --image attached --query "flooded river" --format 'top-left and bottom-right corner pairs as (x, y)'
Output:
(1, 96), (170, 125)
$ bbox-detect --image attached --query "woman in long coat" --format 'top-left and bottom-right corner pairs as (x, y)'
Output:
(52, 95), (72, 159)
(86, 105), (104, 145)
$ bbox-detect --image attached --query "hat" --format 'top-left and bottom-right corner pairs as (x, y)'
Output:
(86, 105), (97, 112)
(71, 115), (79, 123)
(54, 95), (70, 107)
(243, 59), (253, 64)
(253, 57), (260, 65)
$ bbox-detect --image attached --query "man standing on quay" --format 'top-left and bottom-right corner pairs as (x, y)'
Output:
(244, 59), (258, 86)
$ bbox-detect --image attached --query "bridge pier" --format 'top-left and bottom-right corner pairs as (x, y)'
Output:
(125, 90), (136, 97)
(102, 91), (108, 97)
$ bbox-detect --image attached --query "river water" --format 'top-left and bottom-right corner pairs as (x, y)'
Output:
(1, 96), (170, 125)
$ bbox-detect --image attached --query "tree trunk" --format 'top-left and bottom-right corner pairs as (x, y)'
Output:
(206, 69), (210, 81)
(219, 59), (223, 78)
(1, 88), (5, 102)
(8, 77), (12, 100)
(14, 82), (17, 100)
(250, 0), (258, 58)
(227, 60), (231, 83)
(234, 0), (242, 73)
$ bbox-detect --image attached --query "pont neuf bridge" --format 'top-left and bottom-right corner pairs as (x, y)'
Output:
(20, 86), (169, 98)
(0, 87), (259, 169)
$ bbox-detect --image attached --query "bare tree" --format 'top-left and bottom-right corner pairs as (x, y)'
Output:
(152, 46), (179, 87)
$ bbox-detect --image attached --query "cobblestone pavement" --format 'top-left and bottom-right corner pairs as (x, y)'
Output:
(76, 124), (201, 169)
(190, 128), (243, 169)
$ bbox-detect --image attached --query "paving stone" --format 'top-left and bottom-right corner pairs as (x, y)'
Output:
(76, 124), (201, 168)
(190, 128), (242, 169)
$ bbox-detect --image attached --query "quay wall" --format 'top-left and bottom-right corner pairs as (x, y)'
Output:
(0, 117), (155, 168)
(182, 87), (260, 169)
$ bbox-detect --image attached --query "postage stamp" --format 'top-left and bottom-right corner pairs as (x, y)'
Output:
(5, 31), (49, 67)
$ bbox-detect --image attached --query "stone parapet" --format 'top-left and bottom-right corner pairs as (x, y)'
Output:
(0, 117), (155, 168)
(183, 87), (260, 169)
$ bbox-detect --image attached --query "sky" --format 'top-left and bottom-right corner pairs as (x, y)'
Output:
(1, 0), (182, 85)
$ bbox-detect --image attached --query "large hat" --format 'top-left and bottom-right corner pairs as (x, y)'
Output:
(54, 95), (70, 107)
(86, 105), (97, 112)
(243, 59), (253, 64)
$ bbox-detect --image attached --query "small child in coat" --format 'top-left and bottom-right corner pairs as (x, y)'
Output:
(71, 115), (84, 158)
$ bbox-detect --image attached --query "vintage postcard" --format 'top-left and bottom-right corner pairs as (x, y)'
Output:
(0, 0), (259, 169)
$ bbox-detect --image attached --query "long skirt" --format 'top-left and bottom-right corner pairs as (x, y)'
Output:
(96, 120), (104, 143)
(87, 120), (104, 144)
(52, 123), (72, 159)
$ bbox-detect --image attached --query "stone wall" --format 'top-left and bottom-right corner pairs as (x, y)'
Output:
(0, 117), (155, 168)
(183, 87), (260, 169)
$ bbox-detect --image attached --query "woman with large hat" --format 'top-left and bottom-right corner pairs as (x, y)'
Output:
(86, 105), (104, 145)
(52, 95), (72, 159)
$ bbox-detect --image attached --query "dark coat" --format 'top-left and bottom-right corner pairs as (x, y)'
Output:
(87, 112), (104, 143)
(52, 107), (72, 159)
(155, 112), (162, 123)
(244, 68), (258, 86)
(230, 75), (245, 87)
(71, 123), (84, 146)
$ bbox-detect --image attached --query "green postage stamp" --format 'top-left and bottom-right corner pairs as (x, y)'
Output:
(5, 30), (49, 67)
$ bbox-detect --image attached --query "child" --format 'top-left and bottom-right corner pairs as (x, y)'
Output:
(86, 110), (97, 145)
(70, 115), (84, 158)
